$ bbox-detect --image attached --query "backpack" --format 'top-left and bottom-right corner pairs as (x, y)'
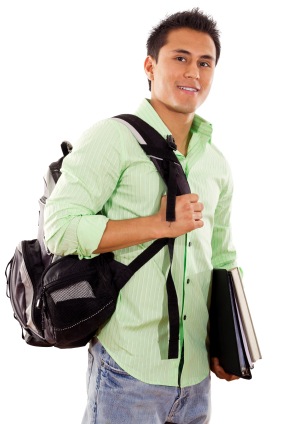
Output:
(5, 114), (190, 358)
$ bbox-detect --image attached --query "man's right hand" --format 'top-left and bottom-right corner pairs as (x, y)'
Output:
(157, 193), (204, 238)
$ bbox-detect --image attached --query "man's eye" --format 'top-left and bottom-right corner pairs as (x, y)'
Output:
(199, 61), (210, 67)
(176, 56), (186, 62)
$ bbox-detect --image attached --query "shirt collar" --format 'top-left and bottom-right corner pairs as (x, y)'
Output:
(135, 98), (213, 146)
(191, 114), (213, 142)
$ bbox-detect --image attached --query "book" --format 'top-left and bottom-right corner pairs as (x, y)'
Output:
(229, 267), (262, 363)
(209, 268), (262, 379)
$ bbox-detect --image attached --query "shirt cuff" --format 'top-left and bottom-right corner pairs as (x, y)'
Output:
(77, 214), (109, 259)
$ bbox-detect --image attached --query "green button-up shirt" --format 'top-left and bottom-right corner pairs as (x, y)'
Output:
(44, 99), (237, 387)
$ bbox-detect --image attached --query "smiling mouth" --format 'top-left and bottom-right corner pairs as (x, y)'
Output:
(178, 86), (199, 92)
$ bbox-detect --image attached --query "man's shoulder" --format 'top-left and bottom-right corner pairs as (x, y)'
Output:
(208, 142), (229, 163)
(74, 117), (136, 149)
(89, 116), (142, 136)
(69, 115), (150, 168)
(205, 143), (234, 181)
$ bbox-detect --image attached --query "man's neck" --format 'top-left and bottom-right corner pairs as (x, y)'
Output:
(166, 117), (194, 156)
(149, 99), (195, 156)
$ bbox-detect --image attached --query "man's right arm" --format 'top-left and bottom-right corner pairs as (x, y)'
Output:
(93, 194), (204, 253)
(44, 120), (203, 258)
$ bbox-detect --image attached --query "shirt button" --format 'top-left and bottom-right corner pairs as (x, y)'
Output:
(187, 278), (190, 284)
(188, 241), (192, 247)
(184, 315), (187, 320)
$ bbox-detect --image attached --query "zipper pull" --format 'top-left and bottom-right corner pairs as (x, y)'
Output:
(36, 298), (41, 309)
(36, 289), (46, 332)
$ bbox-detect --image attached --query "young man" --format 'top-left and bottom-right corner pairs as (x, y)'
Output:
(44, 8), (239, 424)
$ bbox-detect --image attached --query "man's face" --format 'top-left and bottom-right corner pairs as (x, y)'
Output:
(145, 28), (216, 116)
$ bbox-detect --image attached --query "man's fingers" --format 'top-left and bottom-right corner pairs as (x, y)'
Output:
(188, 193), (199, 203)
(193, 202), (204, 212)
(211, 358), (240, 382)
(193, 211), (203, 221)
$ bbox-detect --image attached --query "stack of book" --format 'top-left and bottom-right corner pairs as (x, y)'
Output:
(209, 267), (262, 379)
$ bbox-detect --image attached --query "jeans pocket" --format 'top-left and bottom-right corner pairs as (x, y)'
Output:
(101, 348), (132, 377)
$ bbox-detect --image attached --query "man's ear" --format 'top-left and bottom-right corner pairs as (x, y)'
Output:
(144, 55), (155, 82)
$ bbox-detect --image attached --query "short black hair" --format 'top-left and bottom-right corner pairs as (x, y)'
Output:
(146, 8), (221, 90)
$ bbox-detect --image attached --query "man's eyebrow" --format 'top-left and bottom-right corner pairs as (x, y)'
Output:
(171, 49), (215, 62)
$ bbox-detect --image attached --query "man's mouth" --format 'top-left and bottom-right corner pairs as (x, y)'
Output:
(178, 86), (199, 92)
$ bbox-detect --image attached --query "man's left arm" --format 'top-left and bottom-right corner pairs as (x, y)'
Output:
(211, 167), (237, 271)
(210, 166), (240, 381)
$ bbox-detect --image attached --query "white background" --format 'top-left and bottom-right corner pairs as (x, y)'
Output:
(0, 0), (281, 422)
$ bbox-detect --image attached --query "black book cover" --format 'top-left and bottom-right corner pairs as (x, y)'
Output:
(209, 269), (252, 379)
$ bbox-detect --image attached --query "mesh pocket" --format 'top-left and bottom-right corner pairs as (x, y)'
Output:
(50, 280), (95, 303)
(46, 278), (114, 329)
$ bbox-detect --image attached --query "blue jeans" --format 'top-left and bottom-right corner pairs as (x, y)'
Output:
(81, 339), (211, 424)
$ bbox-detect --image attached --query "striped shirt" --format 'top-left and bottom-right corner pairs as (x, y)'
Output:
(44, 98), (237, 387)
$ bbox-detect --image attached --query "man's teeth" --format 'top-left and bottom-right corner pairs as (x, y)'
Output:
(180, 87), (197, 92)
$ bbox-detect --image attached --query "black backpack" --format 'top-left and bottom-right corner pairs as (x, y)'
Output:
(5, 114), (190, 359)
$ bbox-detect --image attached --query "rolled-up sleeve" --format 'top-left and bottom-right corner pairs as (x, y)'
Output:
(44, 119), (124, 259)
(211, 163), (238, 270)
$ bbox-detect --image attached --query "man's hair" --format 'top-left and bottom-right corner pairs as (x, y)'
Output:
(146, 8), (221, 90)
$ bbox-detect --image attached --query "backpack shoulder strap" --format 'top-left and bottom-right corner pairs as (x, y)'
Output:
(112, 113), (191, 360)
(112, 113), (190, 222)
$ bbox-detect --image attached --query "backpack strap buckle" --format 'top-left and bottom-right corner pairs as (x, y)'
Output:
(166, 135), (177, 151)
